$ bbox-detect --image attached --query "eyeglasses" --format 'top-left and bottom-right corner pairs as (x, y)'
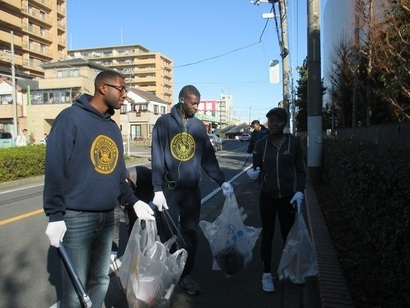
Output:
(104, 83), (127, 94)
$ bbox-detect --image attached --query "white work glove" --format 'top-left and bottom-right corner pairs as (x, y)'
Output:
(290, 191), (304, 210)
(221, 182), (234, 198)
(133, 200), (155, 221)
(45, 221), (67, 248)
(247, 167), (260, 180)
(246, 153), (252, 158)
(152, 191), (169, 212)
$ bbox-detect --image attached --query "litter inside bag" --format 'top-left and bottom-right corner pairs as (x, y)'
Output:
(277, 209), (318, 284)
(214, 246), (244, 276)
(199, 194), (261, 277)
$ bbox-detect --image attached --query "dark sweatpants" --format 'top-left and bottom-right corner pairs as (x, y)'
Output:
(259, 190), (295, 273)
(157, 186), (201, 276)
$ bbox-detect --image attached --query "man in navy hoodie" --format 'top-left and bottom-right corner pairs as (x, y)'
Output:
(151, 85), (234, 295)
(43, 70), (155, 307)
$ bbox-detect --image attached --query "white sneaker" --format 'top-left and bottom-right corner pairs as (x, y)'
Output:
(262, 272), (275, 292)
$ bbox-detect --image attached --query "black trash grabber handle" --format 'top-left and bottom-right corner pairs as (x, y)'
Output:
(242, 156), (250, 168)
(58, 243), (93, 308)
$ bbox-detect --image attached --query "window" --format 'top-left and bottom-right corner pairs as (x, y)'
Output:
(31, 89), (73, 105)
(0, 94), (12, 104)
(57, 69), (79, 78)
(130, 124), (141, 139)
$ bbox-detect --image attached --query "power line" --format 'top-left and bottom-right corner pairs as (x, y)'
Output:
(174, 16), (271, 69)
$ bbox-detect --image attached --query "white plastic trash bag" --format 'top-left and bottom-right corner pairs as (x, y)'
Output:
(119, 219), (187, 307)
(277, 204), (318, 284)
(199, 194), (261, 277)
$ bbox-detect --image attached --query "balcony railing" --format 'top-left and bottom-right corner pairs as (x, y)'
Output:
(21, 6), (53, 25)
(22, 22), (53, 42)
(57, 21), (66, 30)
(22, 42), (53, 57)
(31, 0), (52, 9)
(57, 6), (66, 16)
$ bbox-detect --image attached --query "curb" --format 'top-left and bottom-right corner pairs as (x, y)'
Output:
(305, 182), (354, 307)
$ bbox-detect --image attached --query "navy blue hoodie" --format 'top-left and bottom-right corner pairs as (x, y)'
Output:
(151, 104), (225, 191)
(43, 94), (138, 222)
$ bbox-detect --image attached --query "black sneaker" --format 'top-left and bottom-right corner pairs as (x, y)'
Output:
(180, 275), (201, 295)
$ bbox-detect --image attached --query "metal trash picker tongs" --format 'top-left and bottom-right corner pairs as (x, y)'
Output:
(58, 242), (93, 307)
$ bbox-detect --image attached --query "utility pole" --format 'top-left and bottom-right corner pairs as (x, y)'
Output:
(253, 0), (290, 130)
(278, 0), (290, 132)
(11, 31), (18, 138)
(307, 0), (322, 183)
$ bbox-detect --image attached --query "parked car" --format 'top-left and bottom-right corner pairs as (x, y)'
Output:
(239, 133), (251, 142)
(0, 131), (14, 148)
(208, 134), (223, 152)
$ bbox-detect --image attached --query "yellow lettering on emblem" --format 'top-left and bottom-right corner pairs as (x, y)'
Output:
(90, 135), (119, 174)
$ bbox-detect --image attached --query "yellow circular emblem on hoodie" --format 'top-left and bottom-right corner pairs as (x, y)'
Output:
(90, 135), (119, 174)
(170, 132), (195, 161)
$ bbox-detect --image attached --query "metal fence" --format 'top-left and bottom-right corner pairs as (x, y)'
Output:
(334, 121), (410, 149)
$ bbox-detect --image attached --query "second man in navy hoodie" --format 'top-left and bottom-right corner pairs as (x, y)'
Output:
(151, 85), (233, 295)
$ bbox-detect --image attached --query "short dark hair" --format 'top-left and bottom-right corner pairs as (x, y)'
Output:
(251, 120), (260, 126)
(178, 85), (200, 101)
(94, 70), (124, 88)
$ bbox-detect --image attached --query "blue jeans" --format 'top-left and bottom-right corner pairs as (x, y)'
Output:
(61, 210), (114, 308)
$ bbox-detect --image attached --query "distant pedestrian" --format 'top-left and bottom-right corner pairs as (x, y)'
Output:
(250, 107), (306, 293)
(41, 133), (48, 145)
(151, 84), (234, 295)
(15, 128), (28, 146)
(246, 120), (269, 158)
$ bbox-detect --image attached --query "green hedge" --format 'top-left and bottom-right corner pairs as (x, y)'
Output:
(322, 137), (410, 306)
(0, 145), (46, 182)
(0, 146), (137, 183)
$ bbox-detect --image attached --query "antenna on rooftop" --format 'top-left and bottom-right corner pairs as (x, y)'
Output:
(121, 27), (123, 45)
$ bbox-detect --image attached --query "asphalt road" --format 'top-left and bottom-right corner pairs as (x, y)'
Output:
(0, 140), (319, 307)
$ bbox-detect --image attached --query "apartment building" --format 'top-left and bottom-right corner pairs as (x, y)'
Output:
(0, 0), (67, 78)
(0, 58), (107, 142)
(68, 45), (173, 105)
(122, 87), (169, 142)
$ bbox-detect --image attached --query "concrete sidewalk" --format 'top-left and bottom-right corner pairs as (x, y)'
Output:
(105, 173), (322, 308)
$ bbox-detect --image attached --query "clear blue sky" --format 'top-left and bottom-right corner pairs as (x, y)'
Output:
(67, 0), (311, 123)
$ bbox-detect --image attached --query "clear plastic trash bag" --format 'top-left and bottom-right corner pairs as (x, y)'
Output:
(119, 220), (187, 307)
(277, 205), (318, 284)
(199, 194), (261, 277)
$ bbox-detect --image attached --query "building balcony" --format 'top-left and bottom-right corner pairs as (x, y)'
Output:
(1, 0), (21, 10)
(22, 23), (53, 43)
(22, 58), (44, 72)
(115, 60), (135, 67)
(21, 6), (53, 26)
(57, 6), (66, 16)
(133, 76), (157, 84)
(0, 104), (23, 120)
(136, 58), (157, 65)
(0, 29), (23, 48)
(22, 42), (53, 58)
(1, 10), (21, 26)
(58, 36), (66, 47)
(30, 0), (53, 10)
(57, 20), (66, 31)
